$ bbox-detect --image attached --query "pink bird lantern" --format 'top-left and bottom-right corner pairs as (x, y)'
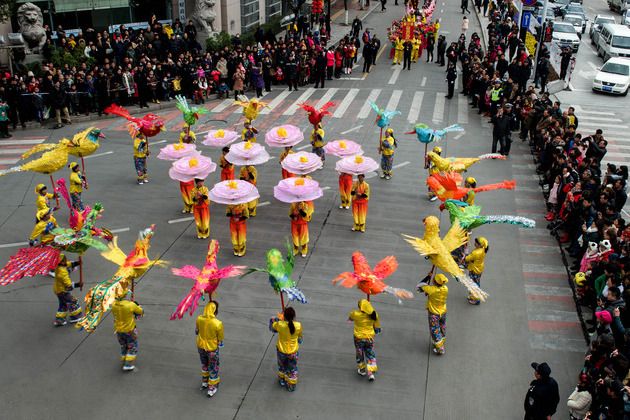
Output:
(323, 139), (364, 157)
(273, 177), (324, 203)
(202, 129), (240, 147)
(280, 151), (323, 175)
(264, 125), (304, 148)
(335, 155), (379, 175)
(225, 141), (270, 166)
(168, 154), (217, 183)
(208, 180), (260, 205)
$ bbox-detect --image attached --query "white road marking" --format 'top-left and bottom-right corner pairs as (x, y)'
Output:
(0, 158), (19, 164)
(297, 144), (311, 151)
(260, 90), (292, 114)
(168, 217), (194, 224)
(0, 139), (46, 146)
(364, 171), (380, 179)
(110, 227), (130, 233)
(0, 241), (29, 249)
(152, 140), (167, 144)
(341, 125), (363, 135)
(210, 99), (233, 113)
(84, 151), (114, 159)
(388, 67), (402, 84)
(432, 95), (445, 123)
(457, 95), (469, 124)
(578, 115), (623, 122)
(0, 146), (34, 155)
(407, 91), (424, 123)
(454, 132), (465, 140)
(579, 122), (629, 129)
(258, 201), (271, 207)
(333, 88), (360, 118)
(358, 89), (381, 119)
(283, 88), (316, 115)
(315, 88), (339, 109)
(421, 77), (427, 87)
(386, 90), (403, 113)
(393, 161), (411, 169)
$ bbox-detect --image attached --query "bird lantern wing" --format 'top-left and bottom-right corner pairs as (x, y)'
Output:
(351, 251), (373, 276)
(442, 222), (469, 252)
(171, 265), (202, 280)
(21, 142), (59, 159)
(401, 234), (438, 257)
(372, 256), (398, 281)
(473, 180), (516, 193)
(175, 94), (191, 114)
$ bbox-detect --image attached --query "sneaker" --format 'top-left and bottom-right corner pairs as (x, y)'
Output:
(53, 320), (67, 327)
(379, 174), (385, 179)
(385, 175), (391, 180)
(351, 227), (356, 231)
(143, 179), (149, 184)
(200, 382), (208, 390)
(207, 386), (217, 397)
(339, 205), (344, 209)
(122, 365), (135, 371)
(357, 368), (367, 376)
(301, 252), (307, 258)
(279, 379), (287, 388)
(137, 180), (143, 185)
(234, 251), (239, 256)
(368, 373), (375, 381)
(68, 317), (81, 323)
(430, 196), (438, 202)
(345, 206), (350, 209)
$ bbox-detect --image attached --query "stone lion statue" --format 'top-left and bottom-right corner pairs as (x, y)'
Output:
(17, 3), (46, 53)
(191, 0), (217, 36)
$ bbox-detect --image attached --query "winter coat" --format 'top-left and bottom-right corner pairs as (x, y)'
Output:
(567, 387), (592, 419)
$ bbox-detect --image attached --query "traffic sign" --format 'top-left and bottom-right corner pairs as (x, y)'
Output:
(522, 0), (536, 6)
(521, 11), (531, 28)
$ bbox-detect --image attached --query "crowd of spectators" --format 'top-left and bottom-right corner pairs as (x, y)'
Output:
(0, 13), (378, 131)
(444, 0), (630, 418)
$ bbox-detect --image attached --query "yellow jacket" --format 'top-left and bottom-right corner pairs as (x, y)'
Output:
(133, 137), (148, 158)
(179, 130), (196, 144)
(310, 128), (325, 148)
(421, 284), (448, 315)
(53, 261), (73, 295)
(351, 181), (370, 202)
(241, 128), (257, 142)
(239, 165), (257, 185)
(412, 38), (421, 51)
(69, 171), (83, 194)
(272, 320), (303, 354)
(349, 309), (380, 339)
(226, 203), (249, 220)
(395, 39), (404, 50)
(111, 300), (143, 333)
(465, 248), (486, 275)
(289, 201), (313, 223)
(36, 193), (54, 212)
(30, 215), (57, 242)
(192, 185), (210, 207)
(196, 302), (224, 351)
(381, 136), (395, 157)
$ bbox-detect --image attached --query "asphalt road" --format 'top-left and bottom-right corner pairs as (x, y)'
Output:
(0, 3), (585, 419)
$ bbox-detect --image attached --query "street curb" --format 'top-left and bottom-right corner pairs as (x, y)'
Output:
(473, 4), (488, 52)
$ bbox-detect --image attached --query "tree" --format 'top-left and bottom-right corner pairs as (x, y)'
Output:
(0, 0), (14, 23)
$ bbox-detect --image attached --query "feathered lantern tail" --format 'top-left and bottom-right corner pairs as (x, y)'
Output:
(282, 287), (308, 304)
(0, 166), (23, 176)
(55, 178), (72, 209)
(170, 289), (203, 320)
(384, 286), (414, 303)
(104, 104), (133, 121)
(455, 273), (489, 302)
(477, 153), (507, 161)
(483, 215), (536, 228)
(474, 180), (516, 193)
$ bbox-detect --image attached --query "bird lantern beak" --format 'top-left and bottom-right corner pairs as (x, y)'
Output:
(98, 132), (106, 138)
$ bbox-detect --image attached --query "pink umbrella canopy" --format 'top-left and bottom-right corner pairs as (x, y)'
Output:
(157, 142), (198, 161)
(208, 180), (260, 205)
(225, 141), (271, 166)
(280, 151), (323, 175)
(323, 139), (364, 157)
(335, 155), (379, 175)
(202, 129), (240, 147)
(273, 177), (323, 203)
(265, 125), (304, 148)
(168, 154), (217, 183)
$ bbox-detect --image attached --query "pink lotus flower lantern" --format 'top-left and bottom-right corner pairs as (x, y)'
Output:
(202, 129), (240, 147)
(265, 125), (304, 148)
(280, 151), (323, 175)
(157, 142), (198, 161)
(225, 141), (270, 166)
(168, 154), (217, 182)
(335, 154), (379, 175)
(323, 139), (363, 157)
(208, 180), (260, 205)
(273, 177), (323, 203)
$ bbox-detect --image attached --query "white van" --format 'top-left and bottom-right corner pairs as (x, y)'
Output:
(597, 23), (630, 61)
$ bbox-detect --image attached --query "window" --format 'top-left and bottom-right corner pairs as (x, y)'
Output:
(266, 0), (282, 20)
(241, 0), (259, 32)
(612, 35), (630, 48)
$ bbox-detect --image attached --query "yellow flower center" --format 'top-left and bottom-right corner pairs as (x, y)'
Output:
(227, 181), (238, 189)
(294, 178), (305, 186)
(277, 127), (288, 138)
(215, 129), (225, 138)
(354, 155), (364, 164)
(339, 141), (347, 149)
(188, 158), (198, 168)
(244, 142), (253, 150)
(173, 143), (185, 150)
(299, 156), (308, 163)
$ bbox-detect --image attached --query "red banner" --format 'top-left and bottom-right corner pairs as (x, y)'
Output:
(402, 22), (414, 40)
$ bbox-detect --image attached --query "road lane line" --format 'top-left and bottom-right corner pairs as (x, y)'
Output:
(315, 88), (339, 109)
(432, 95), (445, 123)
(260, 90), (292, 114)
(388, 67), (402, 84)
(209, 99), (233, 112)
(386, 90), (403, 113)
(84, 151), (114, 159)
(358, 89), (381, 119)
(0, 241), (29, 248)
(110, 227), (130, 233)
(457, 95), (469, 124)
(168, 217), (194, 224)
(341, 125), (363, 134)
(407, 91), (424, 123)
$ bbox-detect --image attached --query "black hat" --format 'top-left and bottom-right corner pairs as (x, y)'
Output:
(531, 362), (551, 377)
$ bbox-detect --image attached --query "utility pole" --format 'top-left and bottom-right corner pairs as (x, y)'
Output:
(532, 0), (550, 81)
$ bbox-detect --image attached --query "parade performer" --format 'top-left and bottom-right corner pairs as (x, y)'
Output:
(463, 177), (476, 205)
(175, 94), (208, 127)
(393, 37), (404, 65)
(30, 209), (58, 245)
(339, 172), (353, 209)
(417, 273), (449, 355)
(269, 307), (303, 391)
(349, 299), (381, 381)
(111, 289), (144, 371)
(170, 240), (245, 319)
(104, 104), (165, 138)
(351, 174), (370, 232)
(196, 301), (223, 397)
(464, 237), (488, 305)
(427, 146), (441, 201)
(241, 120), (259, 143)
(233, 98), (268, 123)
(35, 183), (57, 214)
(425, 152), (506, 173)
(220, 147), (235, 181)
(53, 254), (83, 326)
(179, 124), (197, 144)
(411, 35), (421, 62)
(78, 226), (164, 332)
(442, 199), (536, 230)
(369, 102), (400, 148)
(297, 101), (335, 129)
(133, 133), (149, 184)
(310, 123), (326, 164)
(239, 165), (258, 217)
(403, 215), (488, 301)
(68, 162), (86, 211)
(191, 178), (210, 239)
(226, 203), (249, 256)
(280, 146), (295, 179)
(379, 128), (396, 180)
(289, 201), (313, 257)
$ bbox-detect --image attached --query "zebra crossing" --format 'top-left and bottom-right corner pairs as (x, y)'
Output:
(0, 137), (47, 169)
(571, 104), (630, 169)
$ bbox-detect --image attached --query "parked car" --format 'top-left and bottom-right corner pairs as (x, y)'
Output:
(591, 14), (617, 44)
(552, 21), (581, 52)
(592, 57), (630, 95)
(565, 3), (588, 32)
(609, 0), (630, 13)
(564, 14), (586, 35)
(551, 0), (571, 16)
(597, 23), (630, 61)
(623, 9), (630, 25)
